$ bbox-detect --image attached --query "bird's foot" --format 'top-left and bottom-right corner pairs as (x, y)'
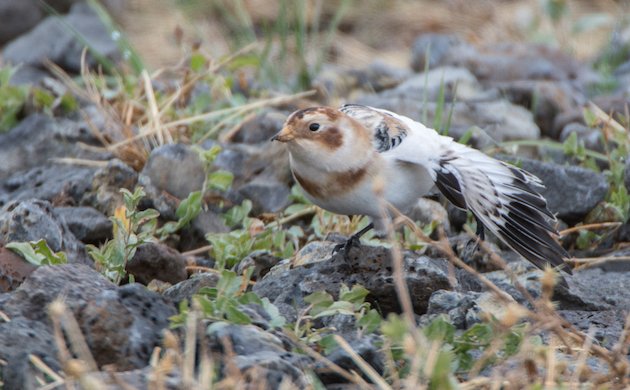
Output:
(332, 234), (362, 261)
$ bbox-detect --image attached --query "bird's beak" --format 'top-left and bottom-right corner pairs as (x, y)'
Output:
(271, 126), (295, 143)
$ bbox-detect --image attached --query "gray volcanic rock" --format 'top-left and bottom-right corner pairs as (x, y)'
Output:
(0, 113), (102, 181)
(515, 158), (609, 225)
(55, 206), (112, 245)
(206, 322), (312, 388)
(126, 242), (188, 285)
(0, 199), (91, 265)
(0, 264), (177, 388)
(2, 3), (121, 73)
(253, 241), (455, 322)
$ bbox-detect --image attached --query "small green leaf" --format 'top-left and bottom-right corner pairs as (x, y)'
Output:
(381, 313), (409, 344)
(304, 291), (334, 316)
(6, 242), (46, 266)
(225, 303), (252, 324)
(261, 297), (286, 328)
(424, 316), (455, 343)
(318, 334), (338, 355)
(6, 239), (67, 266)
(339, 284), (369, 305)
(208, 170), (234, 191)
(190, 53), (207, 72)
(357, 309), (382, 334)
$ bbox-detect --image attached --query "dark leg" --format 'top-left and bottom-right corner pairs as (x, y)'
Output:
(333, 222), (375, 259)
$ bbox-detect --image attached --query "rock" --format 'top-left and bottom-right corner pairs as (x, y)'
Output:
(237, 177), (291, 214)
(178, 209), (229, 252)
(206, 322), (311, 387)
(0, 317), (60, 389)
(0, 199), (91, 265)
(0, 246), (37, 292)
(236, 250), (280, 280)
(2, 2), (121, 73)
(374, 66), (489, 102)
(8, 64), (50, 85)
(315, 334), (384, 385)
(314, 61), (413, 99)
(254, 242), (453, 322)
(0, 164), (97, 208)
(55, 206), (112, 245)
(513, 158), (609, 225)
(356, 95), (540, 145)
(125, 242), (188, 285)
(163, 272), (220, 303)
(0, 265), (176, 388)
(410, 33), (465, 71)
(425, 289), (482, 329)
(0, 0), (44, 45)
(213, 142), (291, 187)
(491, 80), (583, 138)
(0, 264), (115, 320)
(557, 310), (627, 349)
(90, 159), (139, 215)
(139, 143), (205, 219)
(0, 113), (103, 181)
(76, 283), (177, 369)
(231, 110), (287, 144)
(451, 43), (597, 85)
(406, 198), (451, 233)
(559, 123), (604, 152)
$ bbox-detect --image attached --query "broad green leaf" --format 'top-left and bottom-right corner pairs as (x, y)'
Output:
(6, 242), (46, 266)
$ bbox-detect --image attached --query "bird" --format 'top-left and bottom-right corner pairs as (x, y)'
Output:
(271, 103), (572, 285)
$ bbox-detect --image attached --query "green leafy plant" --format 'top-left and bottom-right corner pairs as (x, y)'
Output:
(0, 66), (28, 133)
(6, 239), (68, 266)
(87, 187), (159, 283)
(296, 285), (381, 350)
(170, 269), (286, 328)
(207, 199), (303, 270)
(156, 191), (204, 239)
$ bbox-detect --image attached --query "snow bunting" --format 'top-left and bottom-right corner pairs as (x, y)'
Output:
(271, 104), (572, 282)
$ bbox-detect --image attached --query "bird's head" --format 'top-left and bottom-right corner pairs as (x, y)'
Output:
(271, 107), (372, 168)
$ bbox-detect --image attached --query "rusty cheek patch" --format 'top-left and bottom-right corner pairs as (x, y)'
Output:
(315, 127), (343, 150)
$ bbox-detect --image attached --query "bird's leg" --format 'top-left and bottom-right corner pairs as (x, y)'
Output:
(465, 214), (485, 254)
(333, 222), (374, 259)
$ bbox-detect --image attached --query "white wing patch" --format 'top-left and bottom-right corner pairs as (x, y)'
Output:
(345, 104), (572, 281)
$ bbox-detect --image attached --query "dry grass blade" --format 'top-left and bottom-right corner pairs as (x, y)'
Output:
(588, 101), (628, 136)
(571, 255), (630, 270)
(163, 89), (316, 129)
(50, 158), (110, 168)
(333, 335), (392, 390)
(571, 327), (597, 385)
(182, 302), (198, 387)
(29, 354), (65, 385)
(48, 299), (99, 372)
(141, 69), (172, 146)
(0, 310), (9, 322)
(559, 222), (622, 237)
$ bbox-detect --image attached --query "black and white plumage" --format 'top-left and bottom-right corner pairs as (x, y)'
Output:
(272, 103), (572, 283)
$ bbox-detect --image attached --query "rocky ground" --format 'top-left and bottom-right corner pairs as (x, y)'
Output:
(1, 1), (630, 389)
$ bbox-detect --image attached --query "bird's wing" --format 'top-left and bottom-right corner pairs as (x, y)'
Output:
(341, 104), (571, 277)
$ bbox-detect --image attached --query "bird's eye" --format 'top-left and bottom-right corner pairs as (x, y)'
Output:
(309, 123), (320, 131)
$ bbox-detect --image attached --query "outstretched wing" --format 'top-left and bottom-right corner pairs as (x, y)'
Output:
(434, 142), (571, 276)
(342, 103), (571, 280)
